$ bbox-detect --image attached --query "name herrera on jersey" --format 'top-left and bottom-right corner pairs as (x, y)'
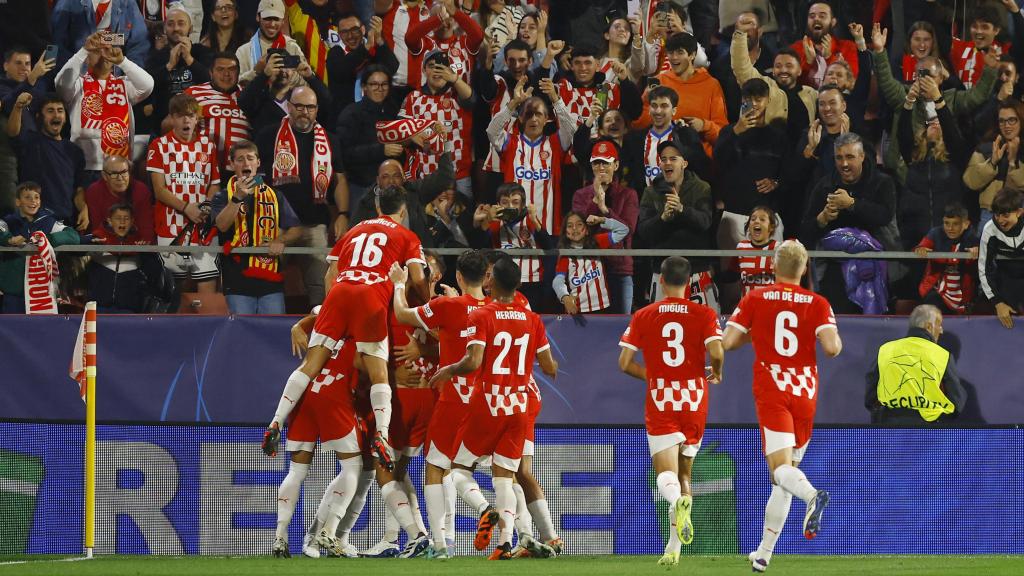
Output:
(763, 290), (813, 304)
(494, 310), (527, 320)
(658, 303), (689, 314)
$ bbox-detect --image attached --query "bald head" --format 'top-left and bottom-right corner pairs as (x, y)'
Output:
(287, 87), (318, 132)
(377, 160), (405, 190)
(774, 239), (808, 281)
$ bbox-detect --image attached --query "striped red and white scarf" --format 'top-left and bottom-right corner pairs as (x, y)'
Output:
(24, 231), (59, 315)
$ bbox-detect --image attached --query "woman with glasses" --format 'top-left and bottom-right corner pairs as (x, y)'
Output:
(964, 100), (1024, 231)
(201, 0), (250, 57)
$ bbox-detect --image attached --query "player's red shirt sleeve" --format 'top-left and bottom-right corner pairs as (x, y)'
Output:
(466, 308), (488, 349)
(703, 306), (724, 345)
(413, 296), (452, 333)
(727, 295), (755, 333)
(813, 295), (838, 335)
(403, 229), (426, 266)
(619, 311), (644, 350)
(326, 236), (345, 262)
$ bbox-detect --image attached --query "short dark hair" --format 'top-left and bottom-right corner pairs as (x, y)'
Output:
(229, 139), (259, 160)
(361, 63), (392, 85)
(211, 51), (239, 67)
(571, 45), (599, 60)
(496, 182), (526, 203)
(3, 46), (31, 63)
(943, 201), (970, 220)
(15, 181), (41, 198)
(483, 249), (508, 265)
(336, 11), (360, 24)
(376, 185), (407, 215)
(648, 85), (679, 107)
(108, 203), (134, 217)
(660, 256), (691, 287)
(456, 250), (488, 284)
(37, 93), (65, 111)
(741, 78), (770, 99)
(818, 83), (845, 98)
(664, 32), (698, 55)
(504, 39), (531, 57)
(992, 187), (1023, 214)
(775, 46), (800, 64)
(971, 4), (1003, 28)
(490, 256), (521, 294)
(740, 8), (765, 25)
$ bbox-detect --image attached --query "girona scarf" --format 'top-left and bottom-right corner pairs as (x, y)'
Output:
(222, 176), (282, 282)
(272, 116), (333, 204)
(81, 73), (130, 157)
(24, 231), (59, 315)
(376, 118), (445, 155)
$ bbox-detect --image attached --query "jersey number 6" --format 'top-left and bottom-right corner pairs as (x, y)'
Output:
(775, 311), (798, 357)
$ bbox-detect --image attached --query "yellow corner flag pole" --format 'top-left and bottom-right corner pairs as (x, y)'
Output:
(83, 302), (97, 559)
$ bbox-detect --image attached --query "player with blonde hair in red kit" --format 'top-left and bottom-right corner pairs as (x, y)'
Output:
(618, 256), (724, 566)
(722, 240), (842, 573)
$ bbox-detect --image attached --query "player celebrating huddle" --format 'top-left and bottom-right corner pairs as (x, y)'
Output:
(617, 256), (724, 566)
(429, 257), (559, 560)
(723, 240), (842, 573)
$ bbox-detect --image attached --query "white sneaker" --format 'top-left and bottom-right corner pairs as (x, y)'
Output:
(315, 529), (344, 557)
(360, 538), (400, 558)
(302, 533), (320, 559)
(749, 550), (769, 572)
(272, 537), (290, 558)
(339, 541), (359, 558)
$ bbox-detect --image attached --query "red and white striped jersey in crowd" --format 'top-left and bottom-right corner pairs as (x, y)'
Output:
(146, 132), (221, 239)
(950, 38), (1010, 89)
(416, 33), (478, 85)
(497, 131), (565, 234)
(735, 239), (777, 296)
(557, 79), (621, 127)
(488, 219), (542, 283)
(184, 82), (251, 168)
(482, 75), (514, 173)
(936, 264), (966, 311)
(642, 125), (674, 186)
(556, 234), (615, 313)
(382, 0), (431, 87)
(400, 89), (472, 179)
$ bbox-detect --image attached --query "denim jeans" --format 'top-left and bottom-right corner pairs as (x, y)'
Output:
(226, 293), (286, 315)
(608, 274), (634, 314)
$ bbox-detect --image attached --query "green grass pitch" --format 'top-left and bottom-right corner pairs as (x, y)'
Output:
(2, 555), (1023, 575)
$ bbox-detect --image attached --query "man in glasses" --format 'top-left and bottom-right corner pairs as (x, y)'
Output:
(327, 11), (399, 114)
(83, 155), (155, 243)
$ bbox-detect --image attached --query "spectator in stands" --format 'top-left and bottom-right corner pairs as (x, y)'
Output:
(733, 205), (779, 297)
(915, 202), (979, 315)
(893, 21), (947, 85)
(492, 5), (548, 75)
(51, 0), (150, 67)
(731, 30), (816, 136)
(55, 32), (154, 179)
(185, 52), (251, 172)
(1, 47), (54, 134)
(712, 9), (775, 122)
(375, 0), (432, 97)
(203, 0), (251, 57)
(475, 182), (549, 307)
(864, 305), (967, 424)
(636, 139), (715, 309)
(237, 0), (308, 84)
(424, 186), (481, 249)
(897, 73), (970, 249)
(407, 0), (483, 88)
(283, 0), (347, 85)
(400, 50), (474, 198)
(979, 187), (1024, 329)
(142, 0), (204, 42)
(552, 44), (643, 129)
(479, 0), (525, 50)
(572, 139), (640, 314)
(947, 1), (1024, 90)
(256, 86), (349, 305)
(974, 55), (1024, 143)
(553, 211), (629, 316)
(872, 23), (998, 183)
(964, 100), (1024, 231)
(145, 6), (211, 126)
(87, 204), (154, 313)
(213, 139), (302, 314)
(238, 51), (330, 133)
(0, 181), (80, 314)
(84, 155), (155, 244)
(635, 32), (726, 158)
(714, 78), (789, 250)
(5, 93), (87, 231)
(326, 13), (399, 114)
(789, 2), (857, 89)
(599, 13), (656, 85)
(833, 23), (872, 130)
(798, 85), (851, 186)
(802, 132), (898, 312)
(337, 65), (401, 213)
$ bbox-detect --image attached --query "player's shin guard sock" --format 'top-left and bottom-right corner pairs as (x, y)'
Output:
(338, 470), (375, 538)
(527, 499), (557, 542)
(381, 480), (421, 537)
(493, 477), (516, 546)
(665, 501), (681, 554)
(512, 483), (533, 538)
(369, 383), (393, 438)
(773, 464), (817, 503)
(443, 472), (456, 538)
(452, 468), (490, 515)
(758, 484), (793, 562)
(656, 471), (683, 507)
(276, 462), (309, 539)
(425, 483), (447, 550)
(272, 371), (311, 426)
(402, 472), (429, 536)
(322, 456), (363, 535)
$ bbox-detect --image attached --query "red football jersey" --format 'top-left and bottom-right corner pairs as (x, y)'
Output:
(466, 300), (549, 416)
(413, 293), (489, 404)
(727, 283), (837, 400)
(327, 216), (425, 288)
(619, 297), (722, 415)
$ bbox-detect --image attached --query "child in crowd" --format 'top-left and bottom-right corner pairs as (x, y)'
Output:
(734, 205), (779, 297)
(87, 204), (153, 313)
(553, 211), (628, 315)
(475, 182), (550, 307)
(915, 202), (979, 314)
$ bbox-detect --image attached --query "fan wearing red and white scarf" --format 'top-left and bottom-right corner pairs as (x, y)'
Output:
(271, 115), (334, 204)
(24, 231), (60, 315)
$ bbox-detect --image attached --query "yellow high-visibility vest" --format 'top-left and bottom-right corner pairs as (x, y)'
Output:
(876, 337), (954, 421)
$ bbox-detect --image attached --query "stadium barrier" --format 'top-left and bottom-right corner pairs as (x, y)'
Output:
(1, 422), (1020, 556)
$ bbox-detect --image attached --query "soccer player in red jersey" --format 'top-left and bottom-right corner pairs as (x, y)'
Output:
(263, 185), (428, 474)
(722, 240), (842, 573)
(617, 256), (724, 566)
(428, 256), (558, 560)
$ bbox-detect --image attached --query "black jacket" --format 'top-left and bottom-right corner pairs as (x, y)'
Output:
(713, 123), (789, 216)
(335, 95), (401, 187)
(326, 41), (399, 117)
(800, 156), (898, 249)
(238, 71), (333, 135)
(636, 172), (713, 272)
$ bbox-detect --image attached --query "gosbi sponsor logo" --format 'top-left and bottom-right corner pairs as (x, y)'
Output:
(645, 165), (662, 178)
(515, 166), (552, 181)
(206, 104), (245, 118)
(570, 267), (602, 287)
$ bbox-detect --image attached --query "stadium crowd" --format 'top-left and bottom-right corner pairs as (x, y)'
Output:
(1, 0), (1023, 325)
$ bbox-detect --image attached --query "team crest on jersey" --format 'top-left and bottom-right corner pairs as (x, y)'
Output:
(540, 150), (550, 160)
(274, 150), (296, 172)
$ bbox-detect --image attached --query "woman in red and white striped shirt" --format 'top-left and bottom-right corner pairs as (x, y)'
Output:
(552, 211), (628, 315)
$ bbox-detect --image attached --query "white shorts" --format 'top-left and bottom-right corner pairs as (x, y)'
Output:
(647, 432), (702, 458)
(285, 426), (361, 454)
(307, 332), (389, 362)
(157, 236), (219, 281)
(453, 442), (517, 472)
(522, 439), (534, 458)
(763, 426), (810, 462)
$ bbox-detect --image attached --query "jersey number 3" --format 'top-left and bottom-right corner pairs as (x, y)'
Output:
(662, 322), (685, 367)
